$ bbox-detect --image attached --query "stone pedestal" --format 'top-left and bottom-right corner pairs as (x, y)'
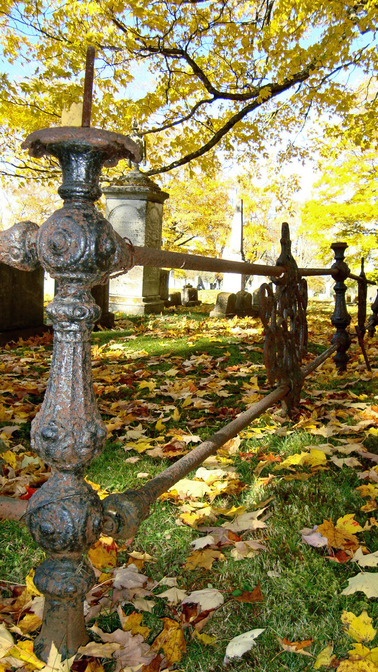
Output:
(103, 169), (168, 315)
(0, 262), (46, 344)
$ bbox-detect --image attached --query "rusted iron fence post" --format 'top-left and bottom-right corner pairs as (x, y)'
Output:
(367, 289), (378, 337)
(0, 112), (140, 658)
(331, 242), (351, 373)
(258, 223), (308, 414)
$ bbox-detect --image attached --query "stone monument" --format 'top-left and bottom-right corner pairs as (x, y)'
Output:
(0, 262), (45, 344)
(103, 121), (169, 315)
(222, 196), (245, 293)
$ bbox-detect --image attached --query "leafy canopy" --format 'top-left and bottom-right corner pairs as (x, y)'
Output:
(0, 0), (377, 180)
(301, 113), (378, 273)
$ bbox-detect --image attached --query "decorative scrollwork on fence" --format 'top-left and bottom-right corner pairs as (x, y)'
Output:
(259, 222), (308, 414)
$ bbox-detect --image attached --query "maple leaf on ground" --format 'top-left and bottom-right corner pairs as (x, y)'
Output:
(300, 526), (329, 548)
(337, 660), (377, 671)
(277, 637), (314, 656)
(222, 508), (267, 532)
(313, 642), (336, 669)
(232, 582), (263, 603)
(157, 587), (188, 605)
(224, 629), (265, 663)
(0, 623), (14, 658)
(348, 643), (378, 665)
(352, 547), (378, 568)
(87, 536), (118, 570)
(181, 589), (224, 612)
(184, 548), (225, 570)
(151, 618), (186, 666)
(341, 610), (376, 643)
(230, 539), (267, 560)
(316, 519), (359, 551)
(117, 609), (151, 638)
(341, 573), (378, 599)
(90, 624), (155, 672)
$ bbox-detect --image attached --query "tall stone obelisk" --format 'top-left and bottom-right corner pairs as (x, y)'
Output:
(222, 197), (245, 292)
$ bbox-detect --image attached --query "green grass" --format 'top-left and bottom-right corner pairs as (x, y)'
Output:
(0, 301), (377, 671)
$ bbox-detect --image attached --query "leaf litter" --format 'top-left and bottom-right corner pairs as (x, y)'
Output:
(0, 306), (377, 669)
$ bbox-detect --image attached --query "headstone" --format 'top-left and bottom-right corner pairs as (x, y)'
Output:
(0, 262), (45, 344)
(210, 292), (236, 317)
(103, 168), (169, 315)
(182, 284), (200, 307)
(91, 283), (115, 329)
(166, 291), (182, 307)
(159, 269), (170, 302)
(250, 288), (260, 317)
(235, 290), (252, 317)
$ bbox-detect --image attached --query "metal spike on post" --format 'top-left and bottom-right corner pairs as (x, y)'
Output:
(82, 46), (95, 127)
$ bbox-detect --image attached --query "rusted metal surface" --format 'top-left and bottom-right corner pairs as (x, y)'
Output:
(132, 245), (285, 277)
(355, 258), (371, 371)
(0, 496), (28, 522)
(301, 343), (338, 378)
(0, 124), (140, 661)
(367, 289), (378, 337)
(331, 242), (351, 373)
(349, 271), (375, 285)
(102, 384), (290, 539)
(258, 223), (307, 415)
(82, 46), (95, 127)
(298, 267), (334, 277)
(0, 220), (39, 270)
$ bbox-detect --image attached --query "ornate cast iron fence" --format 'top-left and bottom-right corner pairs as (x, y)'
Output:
(0, 50), (376, 662)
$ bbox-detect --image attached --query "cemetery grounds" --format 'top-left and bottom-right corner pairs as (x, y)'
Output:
(0, 294), (377, 672)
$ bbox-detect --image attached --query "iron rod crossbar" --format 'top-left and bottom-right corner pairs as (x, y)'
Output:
(137, 384), (290, 505)
(0, 386), (290, 528)
(298, 268), (334, 277)
(132, 245), (286, 278)
(348, 272), (375, 285)
(301, 343), (338, 378)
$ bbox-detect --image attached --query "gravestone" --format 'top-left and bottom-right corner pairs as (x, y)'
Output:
(91, 283), (115, 329)
(210, 292), (236, 317)
(0, 262), (45, 344)
(103, 168), (169, 315)
(251, 288), (260, 317)
(235, 290), (252, 317)
(166, 291), (182, 307)
(159, 269), (170, 302)
(182, 284), (200, 307)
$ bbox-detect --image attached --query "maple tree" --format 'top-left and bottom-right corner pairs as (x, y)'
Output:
(161, 171), (233, 257)
(0, 0), (377, 182)
(301, 114), (378, 272)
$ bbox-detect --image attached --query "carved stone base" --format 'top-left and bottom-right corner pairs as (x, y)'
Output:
(110, 294), (164, 315)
